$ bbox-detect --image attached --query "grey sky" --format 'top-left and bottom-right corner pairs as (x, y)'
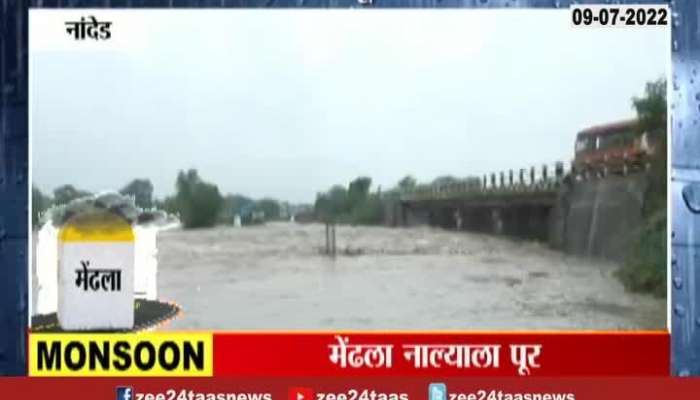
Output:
(31, 10), (668, 203)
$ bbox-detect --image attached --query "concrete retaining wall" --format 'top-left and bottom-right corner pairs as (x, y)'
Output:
(549, 174), (648, 262)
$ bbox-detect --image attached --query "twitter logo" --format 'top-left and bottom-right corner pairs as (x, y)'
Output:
(429, 383), (447, 400)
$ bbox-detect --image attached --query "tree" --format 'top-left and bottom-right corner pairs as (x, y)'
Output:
(463, 176), (482, 190)
(314, 184), (349, 221)
(348, 177), (372, 204)
(314, 192), (331, 220)
(352, 177), (372, 194)
(175, 169), (223, 228)
(398, 175), (417, 192)
(314, 177), (385, 225)
(53, 185), (91, 205)
(432, 175), (460, 187)
(632, 78), (666, 137)
(632, 77), (667, 215)
(351, 192), (384, 225)
(154, 196), (179, 215)
(328, 185), (349, 216)
(119, 179), (154, 209)
(256, 198), (281, 220)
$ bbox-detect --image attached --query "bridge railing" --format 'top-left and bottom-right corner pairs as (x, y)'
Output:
(400, 161), (571, 201)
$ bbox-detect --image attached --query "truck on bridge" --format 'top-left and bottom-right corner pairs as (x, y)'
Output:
(572, 119), (656, 178)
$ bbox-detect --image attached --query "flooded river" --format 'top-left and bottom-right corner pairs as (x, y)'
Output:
(155, 222), (665, 330)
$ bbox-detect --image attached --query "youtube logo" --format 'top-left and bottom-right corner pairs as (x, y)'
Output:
(289, 387), (315, 400)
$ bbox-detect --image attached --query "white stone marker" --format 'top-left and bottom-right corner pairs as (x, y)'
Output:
(57, 211), (135, 330)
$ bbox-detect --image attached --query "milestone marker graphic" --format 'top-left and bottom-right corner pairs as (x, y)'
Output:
(58, 210), (135, 330)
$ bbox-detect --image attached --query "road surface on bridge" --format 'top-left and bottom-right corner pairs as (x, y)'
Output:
(151, 222), (664, 330)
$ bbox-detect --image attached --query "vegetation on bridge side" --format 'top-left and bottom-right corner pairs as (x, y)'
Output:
(312, 174), (483, 225)
(615, 77), (667, 298)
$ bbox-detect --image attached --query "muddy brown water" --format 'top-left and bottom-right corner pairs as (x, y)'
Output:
(149, 222), (665, 330)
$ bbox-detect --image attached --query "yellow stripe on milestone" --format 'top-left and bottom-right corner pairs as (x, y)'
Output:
(59, 211), (134, 242)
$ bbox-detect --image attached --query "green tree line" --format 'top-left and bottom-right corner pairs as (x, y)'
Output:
(314, 176), (384, 225)
(32, 169), (294, 230)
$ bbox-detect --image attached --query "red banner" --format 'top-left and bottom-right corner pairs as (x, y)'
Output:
(213, 331), (669, 376)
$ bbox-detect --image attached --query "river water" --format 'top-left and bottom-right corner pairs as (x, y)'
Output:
(155, 222), (665, 330)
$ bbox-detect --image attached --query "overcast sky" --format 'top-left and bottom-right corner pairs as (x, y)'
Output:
(30, 10), (668, 203)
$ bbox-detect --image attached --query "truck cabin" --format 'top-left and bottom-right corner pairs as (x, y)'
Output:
(573, 119), (650, 176)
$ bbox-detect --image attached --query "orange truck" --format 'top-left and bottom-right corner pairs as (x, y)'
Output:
(572, 119), (656, 177)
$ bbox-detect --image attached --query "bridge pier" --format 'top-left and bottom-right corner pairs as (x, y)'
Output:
(491, 208), (504, 235)
(398, 200), (554, 242)
(434, 207), (456, 229)
(491, 205), (552, 241)
(454, 209), (463, 230)
(398, 203), (431, 227)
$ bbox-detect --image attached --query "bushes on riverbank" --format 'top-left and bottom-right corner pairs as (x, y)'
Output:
(615, 77), (667, 298)
(616, 210), (666, 298)
(173, 169), (223, 229)
(314, 177), (385, 225)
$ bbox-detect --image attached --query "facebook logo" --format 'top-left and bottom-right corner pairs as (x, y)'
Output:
(429, 383), (447, 400)
(116, 386), (134, 400)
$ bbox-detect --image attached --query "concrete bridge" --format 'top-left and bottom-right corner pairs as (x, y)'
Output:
(397, 162), (569, 241)
(392, 162), (649, 261)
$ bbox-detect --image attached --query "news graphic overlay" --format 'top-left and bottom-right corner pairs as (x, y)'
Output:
(116, 387), (134, 400)
(29, 332), (212, 376)
(669, 0), (700, 377)
(571, 5), (669, 28)
(58, 210), (134, 330)
(327, 335), (540, 375)
(64, 15), (112, 41)
(429, 383), (447, 400)
(289, 387), (315, 400)
(210, 332), (668, 376)
(31, 192), (182, 333)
